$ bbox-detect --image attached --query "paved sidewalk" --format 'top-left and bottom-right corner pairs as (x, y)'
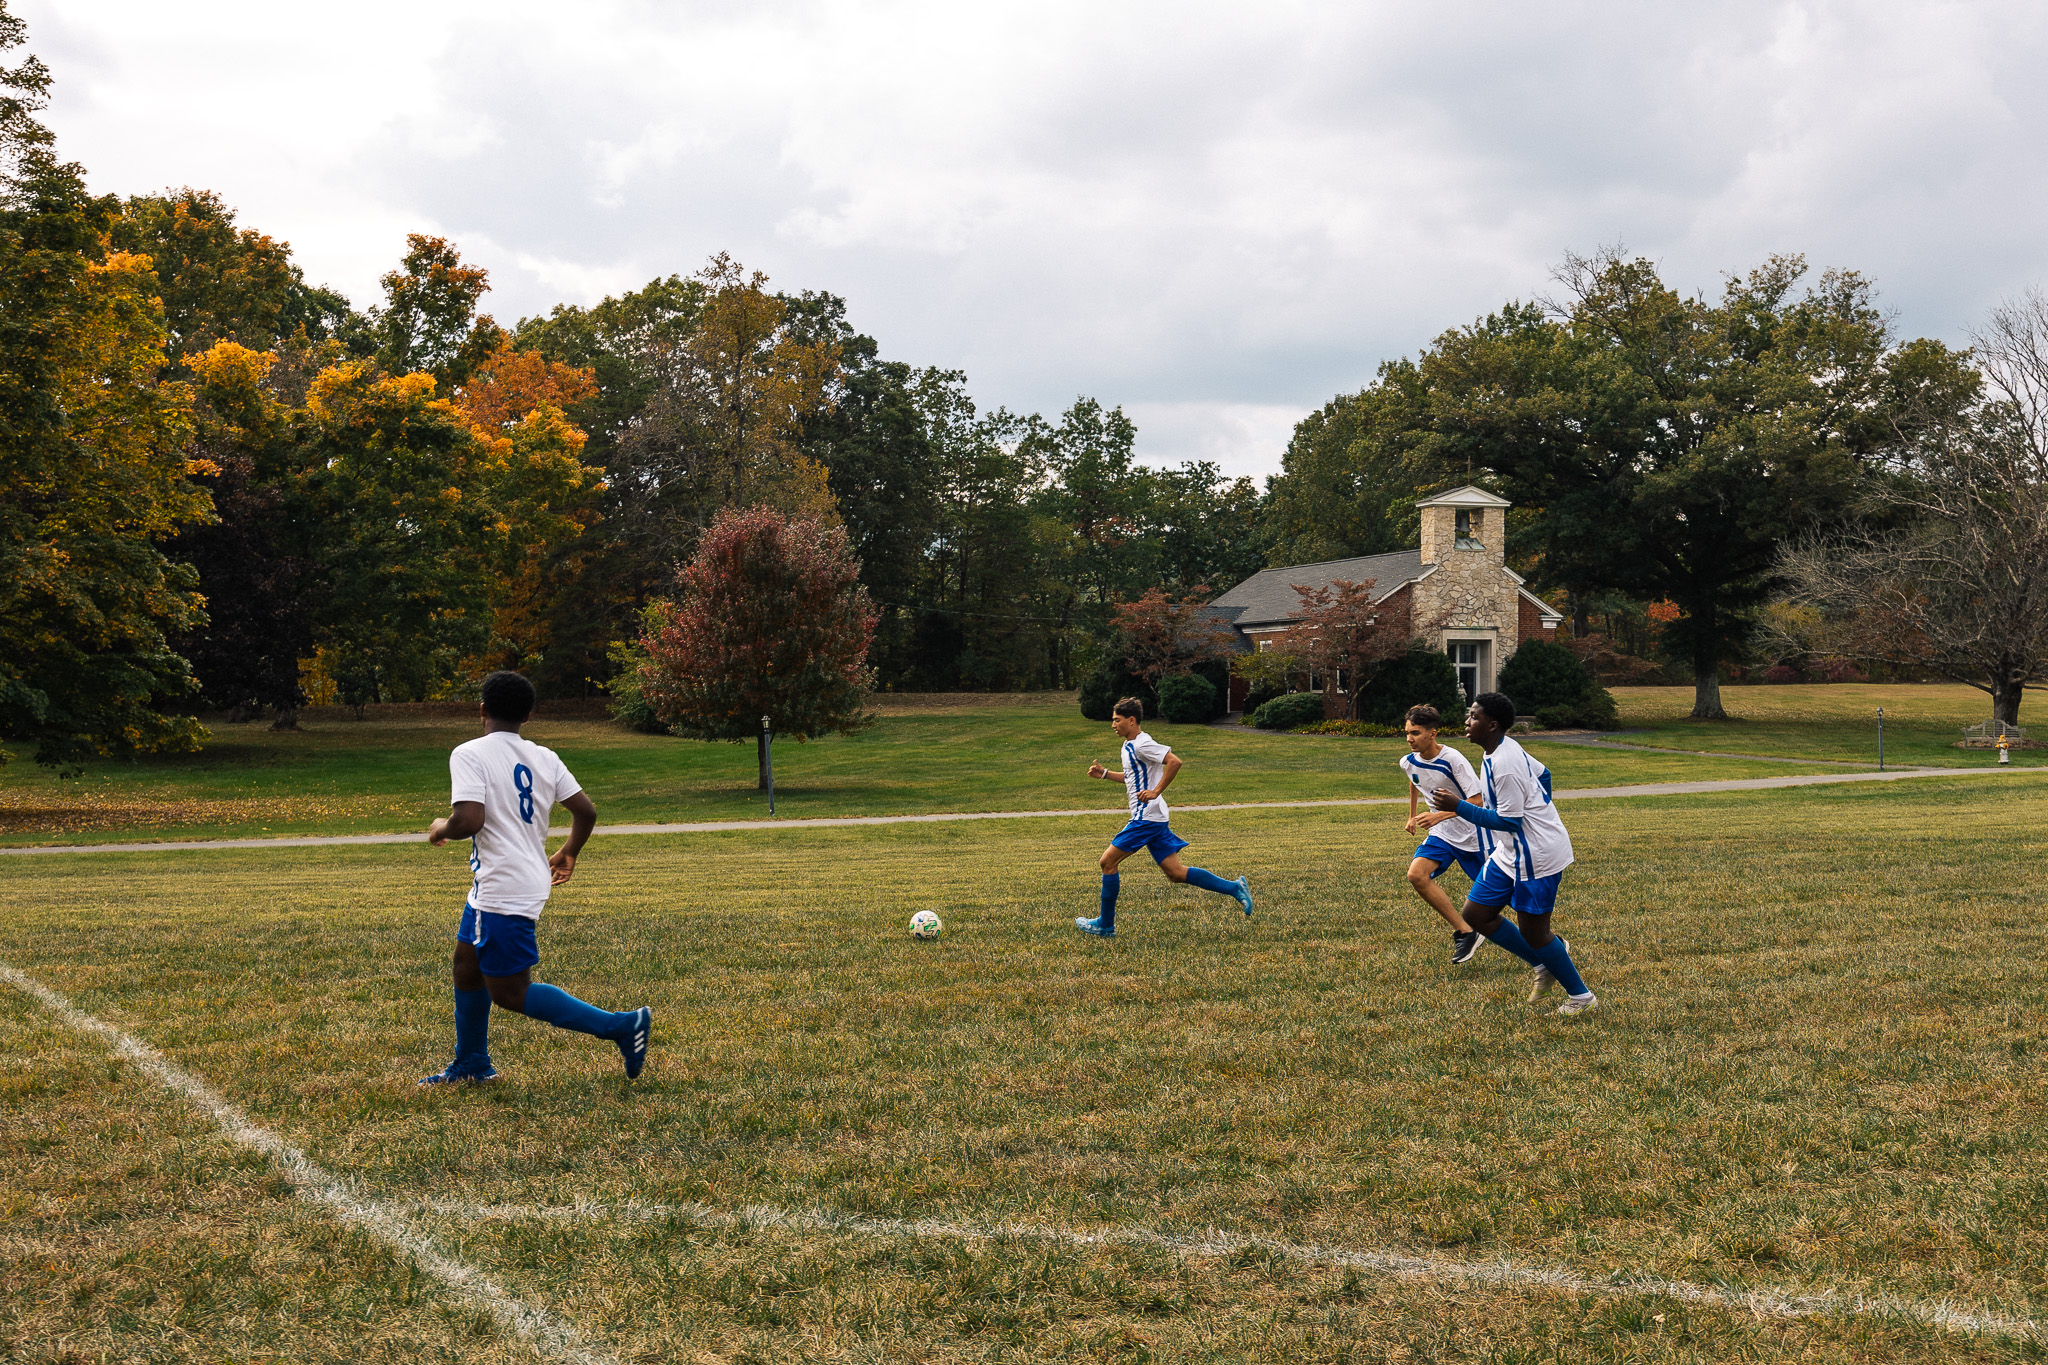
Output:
(2, 765), (2036, 857)
(1532, 732), (1884, 767)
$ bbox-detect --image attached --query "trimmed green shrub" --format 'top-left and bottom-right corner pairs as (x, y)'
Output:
(1242, 679), (1289, 713)
(1499, 638), (1617, 729)
(1157, 672), (1217, 724)
(1352, 647), (1465, 726)
(1251, 691), (1327, 730)
(1079, 662), (1159, 723)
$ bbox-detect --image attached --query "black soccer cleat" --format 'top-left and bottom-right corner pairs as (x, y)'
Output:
(1450, 930), (1483, 966)
(616, 1006), (652, 1079)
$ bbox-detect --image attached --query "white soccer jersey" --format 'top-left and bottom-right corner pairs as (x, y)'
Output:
(1399, 746), (1483, 852)
(450, 731), (582, 919)
(1475, 735), (1573, 880)
(1119, 731), (1174, 822)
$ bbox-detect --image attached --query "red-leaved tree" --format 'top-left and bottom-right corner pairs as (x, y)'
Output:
(1110, 585), (1239, 685)
(1291, 578), (1433, 719)
(640, 505), (877, 788)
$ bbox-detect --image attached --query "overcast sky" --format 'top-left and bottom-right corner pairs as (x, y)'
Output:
(19, 1), (2047, 479)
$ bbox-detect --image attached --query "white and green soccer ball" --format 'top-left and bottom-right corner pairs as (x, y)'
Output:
(909, 910), (942, 940)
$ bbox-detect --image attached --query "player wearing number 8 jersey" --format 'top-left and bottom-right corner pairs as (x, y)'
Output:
(420, 670), (652, 1085)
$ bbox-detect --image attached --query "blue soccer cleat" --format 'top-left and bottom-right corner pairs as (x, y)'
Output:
(1075, 915), (1116, 938)
(1234, 875), (1254, 918)
(616, 1006), (652, 1079)
(418, 1060), (500, 1088)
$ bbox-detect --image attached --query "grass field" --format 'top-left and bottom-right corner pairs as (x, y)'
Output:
(5, 769), (2047, 1362)
(1614, 683), (2042, 769)
(0, 693), (1880, 847)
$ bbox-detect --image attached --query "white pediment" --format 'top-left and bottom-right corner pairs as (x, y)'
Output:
(1414, 485), (1512, 510)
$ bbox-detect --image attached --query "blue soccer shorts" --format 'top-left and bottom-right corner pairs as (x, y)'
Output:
(457, 904), (541, 976)
(1412, 835), (1484, 882)
(1110, 819), (1190, 864)
(1468, 861), (1563, 914)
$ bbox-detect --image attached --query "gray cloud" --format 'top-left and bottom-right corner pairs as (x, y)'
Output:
(22, 0), (2048, 476)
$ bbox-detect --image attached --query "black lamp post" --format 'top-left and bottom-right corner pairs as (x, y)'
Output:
(761, 714), (774, 814)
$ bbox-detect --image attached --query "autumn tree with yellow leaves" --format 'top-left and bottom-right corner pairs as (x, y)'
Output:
(0, 6), (214, 769)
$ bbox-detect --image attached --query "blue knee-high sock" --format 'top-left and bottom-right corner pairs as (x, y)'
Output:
(521, 983), (627, 1038)
(1184, 866), (1237, 896)
(1531, 936), (1590, 996)
(1099, 873), (1120, 927)
(1483, 919), (1542, 967)
(454, 986), (492, 1065)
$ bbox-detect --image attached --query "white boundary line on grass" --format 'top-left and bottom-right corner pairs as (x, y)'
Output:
(0, 964), (617, 1365)
(415, 1197), (2043, 1343)
(4, 765), (2040, 856)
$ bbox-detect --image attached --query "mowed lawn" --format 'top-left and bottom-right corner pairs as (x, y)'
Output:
(2, 775), (2045, 1362)
(0, 694), (1870, 847)
(1615, 682), (2043, 769)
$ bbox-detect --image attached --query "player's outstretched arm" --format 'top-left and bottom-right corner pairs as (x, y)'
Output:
(549, 790), (598, 884)
(429, 801), (486, 846)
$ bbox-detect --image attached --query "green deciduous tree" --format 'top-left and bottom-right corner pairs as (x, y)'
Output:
(300, 363), (494, 707)
(1262, 386), (1436, 566)
(1401, 249), (1953, 717)
(112, 188), (351, 370)
(354, 233), (504, 391)
(0, 6), (213, 769)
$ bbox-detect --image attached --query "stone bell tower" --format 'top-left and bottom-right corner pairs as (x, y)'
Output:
(1414, 486), (1518, 700)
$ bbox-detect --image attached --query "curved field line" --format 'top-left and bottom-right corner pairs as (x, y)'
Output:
(0, 965), (617, 1365)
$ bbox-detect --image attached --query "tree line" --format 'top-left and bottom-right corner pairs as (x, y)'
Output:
(5, 0), (2042, 776)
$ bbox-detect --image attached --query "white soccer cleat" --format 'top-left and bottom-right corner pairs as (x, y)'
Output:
(1554, 993), (1598, 1016)
(1527, 936), (1568, 1002)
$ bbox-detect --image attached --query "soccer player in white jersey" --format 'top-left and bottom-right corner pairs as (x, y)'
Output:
(1075, 696), (1254, 938)
(1429, 691), (1597, 1014)
(1397, 704), (1488, 965)
(419, 671), (652, 1085)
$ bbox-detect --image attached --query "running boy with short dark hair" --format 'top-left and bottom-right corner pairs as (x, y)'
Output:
(1398, 704), (1487, 965)
(420, 670), (652, 1085)
(1075, 697), (1254, 938)
(1429, 691), (1597, 1015)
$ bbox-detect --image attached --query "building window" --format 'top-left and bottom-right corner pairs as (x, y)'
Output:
(1454, 508), (1484, 549)
(1448, 639), (1489, 701)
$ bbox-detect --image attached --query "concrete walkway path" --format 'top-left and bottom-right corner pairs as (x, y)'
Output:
(1532, 732), (1885, 767)
(2, 765), (2036, 857)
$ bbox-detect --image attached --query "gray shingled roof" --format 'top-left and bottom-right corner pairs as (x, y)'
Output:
(1208, 549), (1428, 628)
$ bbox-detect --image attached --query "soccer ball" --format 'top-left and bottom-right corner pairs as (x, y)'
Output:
(909, 910), (942, 940)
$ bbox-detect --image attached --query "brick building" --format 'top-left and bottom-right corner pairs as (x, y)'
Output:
(1208, 486), (1562, 713)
